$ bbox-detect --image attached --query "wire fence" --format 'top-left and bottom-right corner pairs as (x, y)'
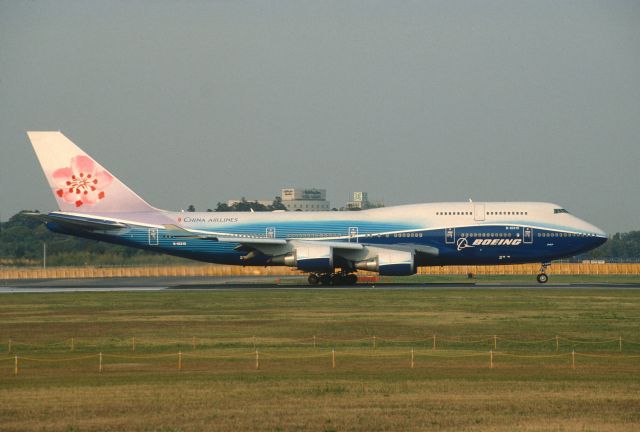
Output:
(3, 347), (640, 377)
(3, 334), (638, 353)
(2, 334), (640, 376)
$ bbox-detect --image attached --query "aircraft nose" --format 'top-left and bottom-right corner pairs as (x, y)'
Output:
(579, 219), (607, 238)
(591, 225), (607, 239)
(573, 217), (607, 248)
(587, 224), (607, 248)
(592, 235), (607, 248)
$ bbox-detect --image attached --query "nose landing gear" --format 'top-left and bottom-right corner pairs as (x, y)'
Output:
(536, 273), (549, 284)
(537, 262), (550, 284)
(308, 272), (358, 286)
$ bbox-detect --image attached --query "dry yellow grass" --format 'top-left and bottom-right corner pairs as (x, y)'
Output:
(2, 372), (639, 431)
(1, 288), (640, 431)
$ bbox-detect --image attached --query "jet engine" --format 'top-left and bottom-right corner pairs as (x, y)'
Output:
(273, 244), (334, 272)
(355, 249), (415, 276)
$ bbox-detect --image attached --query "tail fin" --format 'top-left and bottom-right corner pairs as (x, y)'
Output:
(27, 131), (155, 213)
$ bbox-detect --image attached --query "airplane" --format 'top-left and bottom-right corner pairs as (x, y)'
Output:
(26, 131), (607, 285)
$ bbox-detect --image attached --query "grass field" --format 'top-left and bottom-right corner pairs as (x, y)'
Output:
(342, 274), (640, 285)
(1, 286), (640, 431)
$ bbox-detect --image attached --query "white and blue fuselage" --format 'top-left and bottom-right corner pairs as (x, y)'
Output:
(47, 202), (606, 267)
(27, 132), (607, 284)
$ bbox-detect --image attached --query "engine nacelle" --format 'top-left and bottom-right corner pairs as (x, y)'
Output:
(275, 244), (334, 272)
(355, 249), (415, 276)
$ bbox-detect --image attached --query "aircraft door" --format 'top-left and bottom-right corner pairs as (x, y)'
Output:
(523, 227), (533, 244)
(474, 203), (485, 221)
(445, 228), (455, 244)
(266, 227), (276, 239)
(349, 227), (359, 243)
(148, 228), (159, 246)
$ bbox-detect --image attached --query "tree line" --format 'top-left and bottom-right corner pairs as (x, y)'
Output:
(206, 197), (287, 212)
(0, 210), (638, 266)
(0, 211), (188, 267)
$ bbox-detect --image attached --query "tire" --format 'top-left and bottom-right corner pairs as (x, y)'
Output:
(330, 274), (344, 286)
(346, 274), (358, 285)
(320, 274), (332, 285)
(308, 274), (319, 285)
(537, 273), (548, 284)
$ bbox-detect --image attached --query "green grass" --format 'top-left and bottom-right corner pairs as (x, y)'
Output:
(274, 274), (640, 285)
(1, 287), (640, 431)
(380, 274), (640, 284)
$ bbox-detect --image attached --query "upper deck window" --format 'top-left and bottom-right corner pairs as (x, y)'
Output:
(554, 208), (570, 214)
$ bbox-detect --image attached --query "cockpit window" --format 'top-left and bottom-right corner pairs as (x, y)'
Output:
(554, 208), (570, 214)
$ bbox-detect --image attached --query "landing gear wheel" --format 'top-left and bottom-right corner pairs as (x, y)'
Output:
(537, 273), (548, 284)
(330, 274), (345, 285)
(308, 274), (320, 285)
(345, 274), (358, 285)
(319, 274), (332, 285)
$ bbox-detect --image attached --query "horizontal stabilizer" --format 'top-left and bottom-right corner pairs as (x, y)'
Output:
(26, 212), (129, 231)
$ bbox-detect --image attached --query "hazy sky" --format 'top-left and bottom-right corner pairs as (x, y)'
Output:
(1, 1), (639, 233)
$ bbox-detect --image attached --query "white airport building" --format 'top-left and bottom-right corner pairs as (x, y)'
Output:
(281, 188), (331, 211)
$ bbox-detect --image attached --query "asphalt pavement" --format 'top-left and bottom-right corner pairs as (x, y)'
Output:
(1, 275), (639, 292)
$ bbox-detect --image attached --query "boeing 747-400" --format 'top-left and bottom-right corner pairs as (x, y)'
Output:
(27, 132), (607, 285)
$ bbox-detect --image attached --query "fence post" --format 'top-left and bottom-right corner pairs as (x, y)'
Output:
(313, 335), (316, 348)
(14, 355), (18, 376)
(411, 348), (414, 369)
(255, 350), (259, 370)
(490, 350), (493, 369)
(493, 335), (497, 350)
(373, 336), (376, 349)
(556, 335), (559, 352)
(571, 350), (575, 369)
(178, 351), (182, 371)
(332, 349), (336, 369)
(432, 334), (436, 350)
(99, 352), (103, 373)
(619, 336), (622, 353)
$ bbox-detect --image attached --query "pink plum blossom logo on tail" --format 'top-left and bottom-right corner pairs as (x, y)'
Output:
(52, 156), (113, 207)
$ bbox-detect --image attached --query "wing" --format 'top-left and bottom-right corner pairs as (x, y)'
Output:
(168, 225), (438, 274)
(163, 224), (365, 257)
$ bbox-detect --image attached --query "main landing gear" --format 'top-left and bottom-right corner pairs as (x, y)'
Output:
(308, 272), (358, 286)
(537, 262), (550, 284)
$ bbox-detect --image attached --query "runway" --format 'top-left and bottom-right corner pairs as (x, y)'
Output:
(1, 276), (639, 292)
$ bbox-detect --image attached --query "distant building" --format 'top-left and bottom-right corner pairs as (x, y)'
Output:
(346, 192), (383, 210)
(281, 188), (330, 211)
